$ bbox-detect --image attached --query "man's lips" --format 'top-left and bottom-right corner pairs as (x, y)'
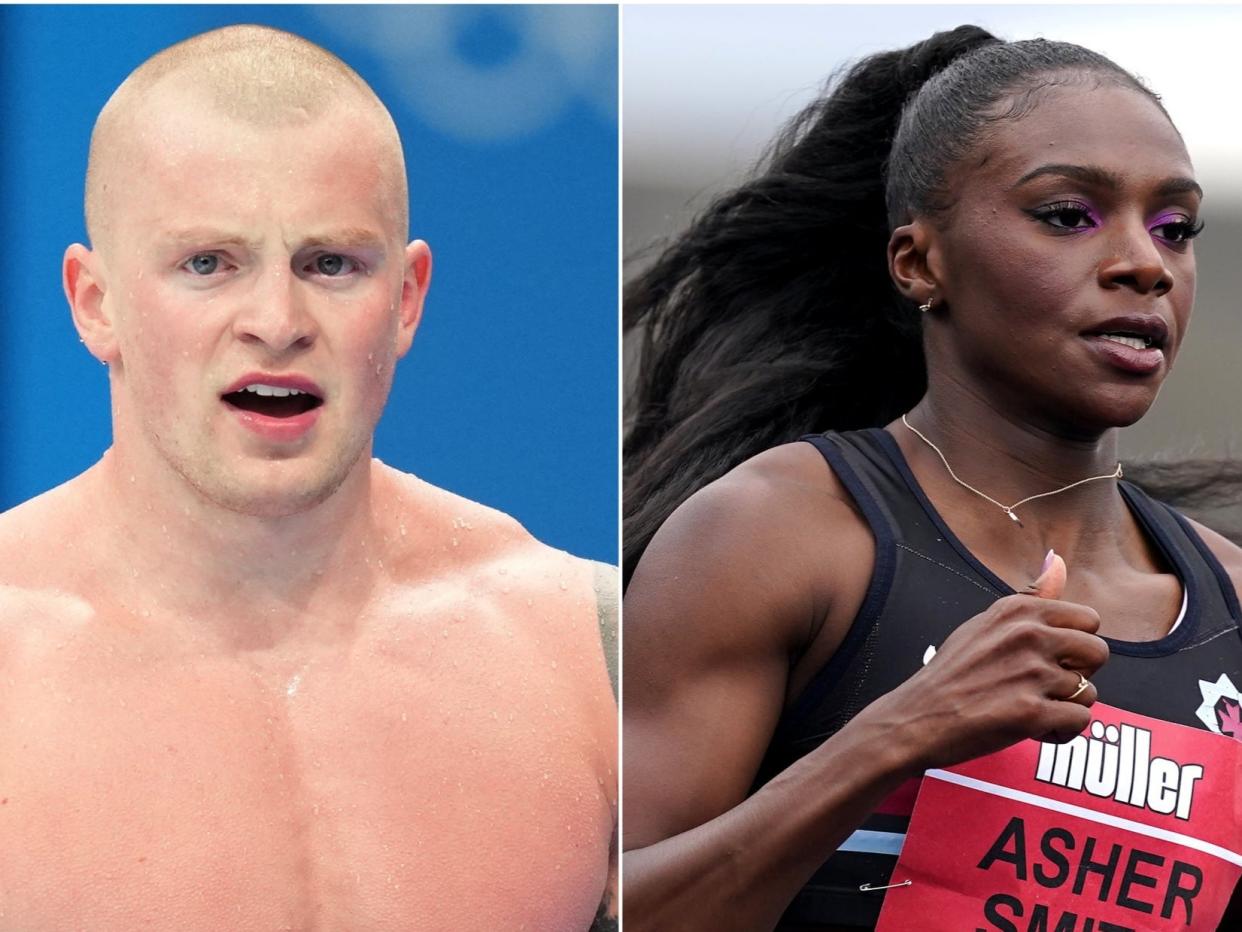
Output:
(222, 373), (324, 397)
(221, 373), (325, 418)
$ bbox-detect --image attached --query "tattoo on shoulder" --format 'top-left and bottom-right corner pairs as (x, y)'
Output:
(589, 892), (617, 932)
(591, 561), (618, 698)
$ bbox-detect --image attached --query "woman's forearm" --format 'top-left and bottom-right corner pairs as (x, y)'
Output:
(622, 709), (917, 932)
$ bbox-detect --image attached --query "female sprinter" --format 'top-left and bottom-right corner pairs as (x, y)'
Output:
(623, 25), (1242, 931)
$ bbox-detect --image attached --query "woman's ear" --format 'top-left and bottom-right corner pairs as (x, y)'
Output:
(888, 218), (946, 309)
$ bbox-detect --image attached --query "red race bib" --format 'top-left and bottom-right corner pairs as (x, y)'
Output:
(876, 703), (1241, 931)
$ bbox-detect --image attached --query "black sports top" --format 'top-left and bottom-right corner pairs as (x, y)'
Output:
(754, 429), (1242, 929)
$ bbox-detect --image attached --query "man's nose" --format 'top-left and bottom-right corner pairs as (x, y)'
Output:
(232, 266), (317, 353)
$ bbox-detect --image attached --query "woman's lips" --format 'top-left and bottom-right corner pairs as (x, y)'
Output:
(1082, 334), (1165, 375)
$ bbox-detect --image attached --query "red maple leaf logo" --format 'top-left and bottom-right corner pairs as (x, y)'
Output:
(1216, 698), (1242, 739)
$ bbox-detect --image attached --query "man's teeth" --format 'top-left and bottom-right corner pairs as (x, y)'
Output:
(242, 384), (305, 397)
(1101, 334), (1153, 351)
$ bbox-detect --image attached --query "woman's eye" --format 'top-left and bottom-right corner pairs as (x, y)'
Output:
(1152, 217), (1205, 245)
(1032, 203), (1095, 231)
(185, 253), (221, 275)
(313, 254), (358, 277)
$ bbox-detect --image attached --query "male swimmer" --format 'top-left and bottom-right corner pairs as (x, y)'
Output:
(0, 25), (617, 931)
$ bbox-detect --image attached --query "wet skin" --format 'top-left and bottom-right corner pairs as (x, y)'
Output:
(0, 74), (616, 929)
(0, 468), (616, 930)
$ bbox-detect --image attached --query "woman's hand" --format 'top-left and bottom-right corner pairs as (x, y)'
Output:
(868, 551), (1109, 774)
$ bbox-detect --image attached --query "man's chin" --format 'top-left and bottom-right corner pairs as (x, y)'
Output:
(186, 464), (356, 520)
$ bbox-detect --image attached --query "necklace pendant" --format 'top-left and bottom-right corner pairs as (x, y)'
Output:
(1005, 509), (1022, 526)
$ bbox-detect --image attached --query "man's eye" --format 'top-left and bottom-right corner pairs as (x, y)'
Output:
(314, 254), (357, 277)
(186, 253), (220, 275)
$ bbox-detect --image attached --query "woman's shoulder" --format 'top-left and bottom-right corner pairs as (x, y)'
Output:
(656, 439), (870, 557)
(627, 439), (877, 654)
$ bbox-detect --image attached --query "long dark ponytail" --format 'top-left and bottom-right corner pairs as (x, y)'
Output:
(624, 25), (1164, 585)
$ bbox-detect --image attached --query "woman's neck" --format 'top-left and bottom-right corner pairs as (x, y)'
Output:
(895, 386), (1137, 576)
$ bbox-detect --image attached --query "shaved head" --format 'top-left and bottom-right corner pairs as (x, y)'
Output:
(85, 25), (409, 254)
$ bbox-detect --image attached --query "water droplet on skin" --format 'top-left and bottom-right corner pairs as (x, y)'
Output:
(451, 537), (459, 547)
(559, 580), (568, 591)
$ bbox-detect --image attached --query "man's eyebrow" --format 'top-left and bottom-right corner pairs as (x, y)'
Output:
(1012, 163), (1202, 200)
(298, 228), (388, 250)
(158, 228), (261, 249)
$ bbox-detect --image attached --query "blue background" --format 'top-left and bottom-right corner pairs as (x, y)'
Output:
(0, 5), (618, 562)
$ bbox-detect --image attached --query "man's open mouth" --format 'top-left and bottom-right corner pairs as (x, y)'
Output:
(222, 383), (324, 418)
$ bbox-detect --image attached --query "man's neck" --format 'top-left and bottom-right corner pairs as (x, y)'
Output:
(91, 443), (386, 636)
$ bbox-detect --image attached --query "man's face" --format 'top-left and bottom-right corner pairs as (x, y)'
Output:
(88, 88), (425, 517)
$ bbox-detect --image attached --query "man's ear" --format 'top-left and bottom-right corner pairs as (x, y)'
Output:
(888, 218), (946, 310)
(63, 244), (119, 363)
(396, 239), (432, 359)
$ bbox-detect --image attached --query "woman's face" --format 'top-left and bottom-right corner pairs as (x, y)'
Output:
(924, 80), (1200, 438)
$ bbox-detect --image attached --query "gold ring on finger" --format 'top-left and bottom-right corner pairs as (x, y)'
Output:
(1064, 672), (1090, 702)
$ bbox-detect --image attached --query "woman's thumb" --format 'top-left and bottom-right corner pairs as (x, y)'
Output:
(1028, 549), (1066, 599)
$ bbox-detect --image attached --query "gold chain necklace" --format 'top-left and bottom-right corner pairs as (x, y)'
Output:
(900, 414), (1122, 527)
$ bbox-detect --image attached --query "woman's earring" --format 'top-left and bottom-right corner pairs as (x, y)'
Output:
(919, 296), (934, 313)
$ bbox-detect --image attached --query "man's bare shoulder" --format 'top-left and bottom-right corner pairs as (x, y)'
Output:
(376, 462), (599, 596)
(0, 479), (103, 660)
(0, 478), (89, 581)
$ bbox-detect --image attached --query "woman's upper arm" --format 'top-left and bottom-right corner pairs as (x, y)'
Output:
(622, 444), (874, 850)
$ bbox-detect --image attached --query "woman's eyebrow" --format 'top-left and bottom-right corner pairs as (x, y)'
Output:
(1012, 163), (1121, 190)
(1011, 162), (1202, 199)
(1155, 177), (1204, 199)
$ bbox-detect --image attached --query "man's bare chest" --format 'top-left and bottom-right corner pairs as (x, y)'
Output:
(0, 619), (613, 930)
